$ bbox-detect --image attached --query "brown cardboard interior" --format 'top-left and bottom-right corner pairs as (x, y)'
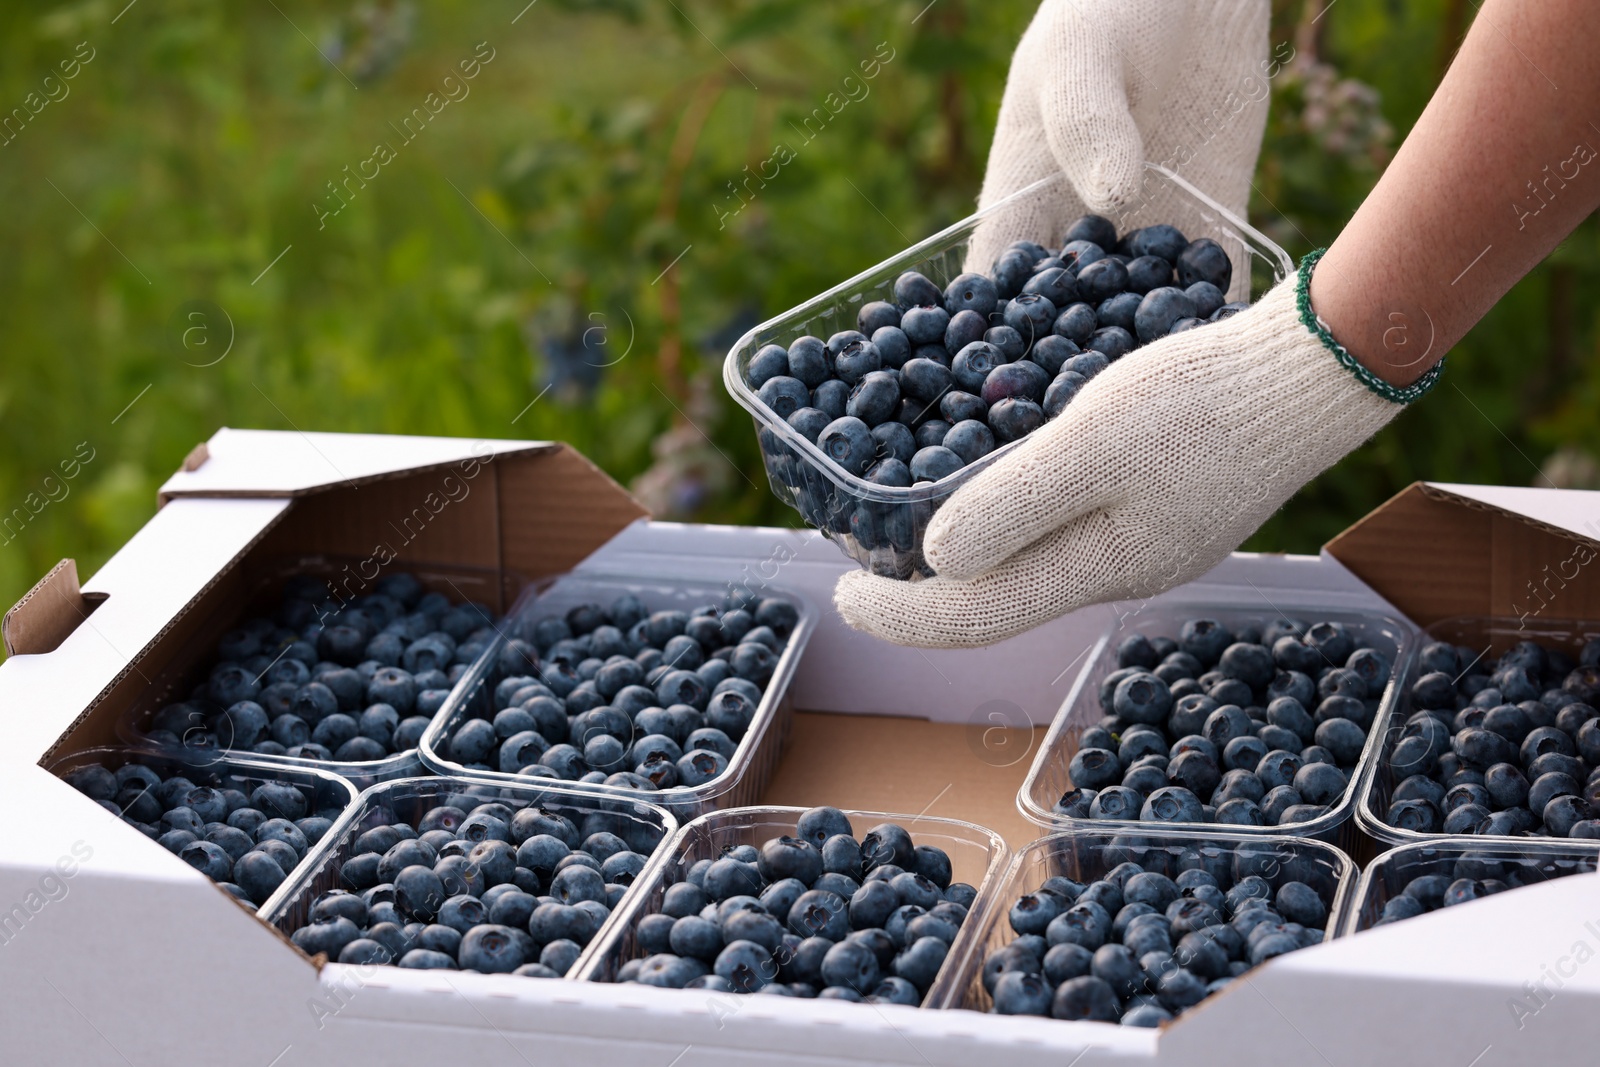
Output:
(42, 446), (647, 764)
(761, 711), (1049, 849)
(1325, 482), (1600, 630)
(3, 558), (106, 657)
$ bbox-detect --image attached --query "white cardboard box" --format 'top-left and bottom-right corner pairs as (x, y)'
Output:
(2, 429), (1597, 1066)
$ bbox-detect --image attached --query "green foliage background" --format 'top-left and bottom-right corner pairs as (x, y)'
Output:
(0, 0), (1595, 618)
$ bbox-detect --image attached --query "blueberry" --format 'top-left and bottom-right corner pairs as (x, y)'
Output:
(908, 445), (964, 483)
(1087, 326), (1134, 359)
(1070, 747), (1123, 791)
(826, 331), (869, 367)
(900, 306), (951, 348)
(1222, 738), (1269, 777)
(951, 341), (1004, 394)
(1184, 281), (1226, 321)
(664, 915), (720, 963)
(794, 806), (851, 848)
(1088, 786), (1142, 820)
(786, 888), (849, 941)
(234, 851), (288, 905)
(1133, 287), (1198, 344)
(1141, 787), (1205, 823)
(1386, 798), (1441, 833)
(1293, 761), (1348, 806)
(899, 357), (954, 404)
(1172, 931), (1229, 981)
(1314, 717), (1366, 765)
(1113, 673), (1174, 725)
(938, 390), (987, 425)
(1039, 371), (1085, 418)
(1123, 255), (1173, 295)
(780, 340), (832, 395)
(1057, 214), (1112, 250)
(858, 301), (901, 334)
(746, 344), (793, 390)
(866, 327), (912, 372)
(1003, 293), (1057, 343)
(1176, 238), (1232, 290)
(1546, 795), (1593, 836)
(1051, 974), (1120, 1021)
(1528, 770), (1580, 815)
(860, 423), (916, 470)
(757, 376), (811, 420)
(982, 325), (1026, 362)
(980, 360), (1049, 407)
(986, 398), (1044, 443)
(893, 271), (943, 310)
(1074, 258), (1129, 304)
(1096, 291), (1142, 335)
(943, 272), (998, 317)
(1051, 302), (1099, 346)
(1167, 750), (1221, 798)
(1022, 266), (1078, 310)
(846, 371), (901, 427)
(1203, 705), (1253, 749)
(937, 419), (995, 465)
(945, 309), (988, 353)
(990, 249), (1036, 299)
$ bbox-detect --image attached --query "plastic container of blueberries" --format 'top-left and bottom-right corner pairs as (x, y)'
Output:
(114, 553), (518, 789)
(260, 774), (678, 972)
(46, 743), (361, 916)
(1338, 836), (1600, 937)
(927, 826), (1357, 1013)
(723, 163), (1295, 580)
(1355, 615), (1600, 850)
(573, 804), (1010, 1003)
(1015, 601), (1418, 855)
(418, 572), (817, 823)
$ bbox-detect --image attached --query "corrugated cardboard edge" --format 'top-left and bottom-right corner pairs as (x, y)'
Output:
(157, 441), (558, 505)
(2, 559), (105, 658)
(1325, 481), (1600, 628)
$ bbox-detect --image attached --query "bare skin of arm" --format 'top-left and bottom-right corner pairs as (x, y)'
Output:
(1311, 0), (1600, 386)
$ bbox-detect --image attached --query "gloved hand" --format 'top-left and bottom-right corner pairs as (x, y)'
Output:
(832, 262), (1439, 648)
(969, 0), (1274, 298)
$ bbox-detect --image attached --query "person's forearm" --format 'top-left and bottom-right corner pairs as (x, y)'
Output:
(1311, 0), (1600, 386)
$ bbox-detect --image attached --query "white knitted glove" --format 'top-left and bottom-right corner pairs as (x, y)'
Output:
(970, 0), (1273, 299)
(833, 264), (1440, 649)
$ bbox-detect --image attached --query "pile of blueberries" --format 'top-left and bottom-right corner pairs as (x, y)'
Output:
(1370, 851), (1598, 926)
(289, 788), (667, 974)
(63, 756), (344, 906)
(1382, 637), (1600, 837)
(1053, 618), (1390, 828)
(745, 216), (1243, 573)
(146, 571), (499, 765)
(984, 845), (1335, 1026)
(438, 590), (799, 792)
(612, 806), (977, 1002)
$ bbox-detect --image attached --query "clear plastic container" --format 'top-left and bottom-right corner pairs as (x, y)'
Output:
(928, 827), (1357, 1013)
(724, 163), (1295, 579)
(1339, 837), (1600, 937)
(46, 743), (360, 915)
(1016, 601), (1417, 853)
(116, 553), (515, 789)
(573, 804), (1010, 1004)
(418, 573), (816, 822)
(1356, 615), (1600, 848)
(260, 774), (678, 971)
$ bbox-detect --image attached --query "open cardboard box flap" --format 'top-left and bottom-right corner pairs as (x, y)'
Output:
(1325, 481), (1600, 632)
(4, 429), (649, 761)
